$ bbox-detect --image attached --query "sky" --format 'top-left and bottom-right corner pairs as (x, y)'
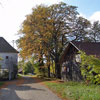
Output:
(0, 0), (100, 48)
(66, 0), (100, 21)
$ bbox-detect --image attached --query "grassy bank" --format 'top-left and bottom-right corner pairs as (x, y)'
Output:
(44, 81), (100, 100)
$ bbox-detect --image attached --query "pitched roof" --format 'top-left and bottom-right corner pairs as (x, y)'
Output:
(0, 37), (18, 53)
(71, 41), (100, 56)
(60, 41), (100, 63)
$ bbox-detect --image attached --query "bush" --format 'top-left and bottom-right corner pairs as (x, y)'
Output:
(23, 61), (34, 74)
(80, 51), (100, 84)
(0, 69), (9, 79)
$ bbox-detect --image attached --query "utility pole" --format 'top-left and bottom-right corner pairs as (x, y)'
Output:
(12, 40), (15, 47)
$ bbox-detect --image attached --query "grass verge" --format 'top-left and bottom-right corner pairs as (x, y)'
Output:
(44, 81), (100, 100)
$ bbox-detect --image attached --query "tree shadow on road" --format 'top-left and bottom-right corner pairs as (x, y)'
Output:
(0, 77), (45, 100)
(15, 85), (45, 91)
(21, 76), (53, 85)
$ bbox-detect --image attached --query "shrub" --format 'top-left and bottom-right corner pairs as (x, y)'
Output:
(80, 51), (100, 84)
(23, 61), (34, 74)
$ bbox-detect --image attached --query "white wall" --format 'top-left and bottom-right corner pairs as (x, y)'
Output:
(0, 53), (18, 72)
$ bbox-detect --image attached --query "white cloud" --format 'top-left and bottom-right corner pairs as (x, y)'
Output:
(89, 11), (100, 23)
(0, 0), (63, 48)
(31, 0), (63, 5)
(78, 11), (100, 24)
(78, 13), (87, 19)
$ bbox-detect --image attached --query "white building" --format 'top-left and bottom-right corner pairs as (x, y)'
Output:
(0, 37), (18, 80)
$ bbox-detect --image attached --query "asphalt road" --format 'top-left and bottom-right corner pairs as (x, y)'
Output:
(0, 76), (61, 100)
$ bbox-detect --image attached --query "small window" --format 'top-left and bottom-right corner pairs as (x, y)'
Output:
(6, 56), (9, 59)
(75, 54), (81, 63)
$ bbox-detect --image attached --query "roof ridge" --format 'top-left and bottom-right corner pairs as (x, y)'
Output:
(0, 37), (18, 53)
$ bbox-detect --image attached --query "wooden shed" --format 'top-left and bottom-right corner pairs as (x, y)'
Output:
(60, 41), (100, 81)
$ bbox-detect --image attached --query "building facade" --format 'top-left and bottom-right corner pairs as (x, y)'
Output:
(0, 37), (18, 80)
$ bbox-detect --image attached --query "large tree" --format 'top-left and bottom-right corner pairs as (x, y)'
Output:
(17, 2), (78, 78)
(67, 16), (91, 42)
(89, 21), (100, 42)
(48, 2), (78, 78)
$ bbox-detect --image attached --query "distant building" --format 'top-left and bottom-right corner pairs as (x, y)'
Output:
(60, 41), (100, 81)
(0, 37), (19, 80)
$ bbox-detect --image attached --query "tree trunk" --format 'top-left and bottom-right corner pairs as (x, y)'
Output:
(56, 63), (61, 79)
(47, 55), (51, 78)
(55, 56), (61, 79)
(52, 59), (55, 76)
(48, 64), (50, 78)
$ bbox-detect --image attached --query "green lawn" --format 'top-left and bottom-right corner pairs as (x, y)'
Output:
(44, 81), (100, 100)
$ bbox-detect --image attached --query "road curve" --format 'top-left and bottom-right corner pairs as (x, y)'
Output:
(0, 76), (61, 100)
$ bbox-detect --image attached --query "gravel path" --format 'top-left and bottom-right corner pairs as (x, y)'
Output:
(0, 77), (61, 100)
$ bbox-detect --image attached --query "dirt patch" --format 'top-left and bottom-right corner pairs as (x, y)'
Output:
(0, 78), (24, 89)
(16, 78), (24, 86)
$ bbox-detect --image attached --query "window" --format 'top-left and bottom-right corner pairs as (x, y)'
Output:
(6, 56), (9, 59)
(75, 54), (81, 63)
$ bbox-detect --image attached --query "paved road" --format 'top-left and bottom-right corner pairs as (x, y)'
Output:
(0, 77), (61, 100)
